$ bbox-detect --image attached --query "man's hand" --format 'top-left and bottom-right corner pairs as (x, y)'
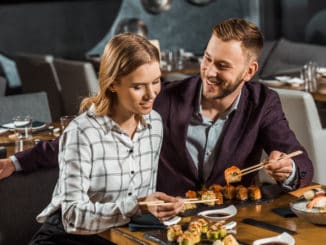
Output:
(0, 158), (16, 180)
(264, 151), (293, 182)
(139, 192), (184, 221)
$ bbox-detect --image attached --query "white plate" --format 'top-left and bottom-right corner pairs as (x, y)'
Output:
(163, 216), (181, 226)
(197, 205), (237, 221)
(253, 232), (295, 245)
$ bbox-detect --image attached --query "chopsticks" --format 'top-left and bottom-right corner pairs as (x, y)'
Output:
(139, 198), (219, 207)
(240, 150), (303, 177)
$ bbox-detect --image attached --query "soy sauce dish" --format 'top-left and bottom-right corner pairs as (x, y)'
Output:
(253, 232), (295, 245)
(197, 205), (237, 221)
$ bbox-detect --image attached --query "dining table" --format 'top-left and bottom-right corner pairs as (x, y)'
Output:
(98, 186), (326, 245)
(0, 122), (60, 156)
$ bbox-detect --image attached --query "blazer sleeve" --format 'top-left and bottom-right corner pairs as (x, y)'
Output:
(259, 90), (313, 188)
(14, 137), (59, 172)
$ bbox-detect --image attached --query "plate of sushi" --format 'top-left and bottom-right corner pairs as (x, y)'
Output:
(290, 187), (326, 225)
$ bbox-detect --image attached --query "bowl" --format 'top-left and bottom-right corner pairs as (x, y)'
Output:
(197, 205), (237, 221)
(290, 200), (326, 225)
(253, 232), (295, 245)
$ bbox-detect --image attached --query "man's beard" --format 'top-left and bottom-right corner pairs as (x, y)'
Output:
(203, 74), (245, 100)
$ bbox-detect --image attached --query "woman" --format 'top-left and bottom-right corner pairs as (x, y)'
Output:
(30, 33), (184, 244)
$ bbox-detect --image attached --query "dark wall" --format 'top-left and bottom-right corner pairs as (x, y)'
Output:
(0, 0), (122, 57)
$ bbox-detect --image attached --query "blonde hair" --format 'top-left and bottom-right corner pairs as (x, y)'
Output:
(79, 33), (160, 115)
(212, 18), (264, 60)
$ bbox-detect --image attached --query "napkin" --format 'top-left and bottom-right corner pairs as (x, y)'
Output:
(128, 214), (165, 231)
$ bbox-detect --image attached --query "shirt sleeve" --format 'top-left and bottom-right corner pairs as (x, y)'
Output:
(58, 128), (140, 235)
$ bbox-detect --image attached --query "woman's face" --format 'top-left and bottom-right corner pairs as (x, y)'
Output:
(112, 62), (161, 117)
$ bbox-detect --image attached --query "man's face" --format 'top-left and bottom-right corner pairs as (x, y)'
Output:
(200, 35), (256, 100)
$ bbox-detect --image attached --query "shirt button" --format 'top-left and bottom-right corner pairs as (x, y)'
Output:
(129, 149), (133, 153)
(128, 192), (132, 196)
(131, 171), (135, 174)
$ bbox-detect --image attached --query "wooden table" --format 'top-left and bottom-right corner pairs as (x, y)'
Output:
(99, 191), (326, 245)
(0, 122), (60, 156)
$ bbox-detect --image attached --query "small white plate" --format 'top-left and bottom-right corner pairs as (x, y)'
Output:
(197, 205), (237, 221)
(253, 232), (295, 245)
(163, 216), (181, 226)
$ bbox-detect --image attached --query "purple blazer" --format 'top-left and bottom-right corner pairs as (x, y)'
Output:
(16, 76), (313, 196)
(154, 76), (313, 195)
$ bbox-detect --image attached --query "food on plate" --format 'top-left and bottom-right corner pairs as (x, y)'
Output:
(201, 190), (217, 206)
(214, 191), (224, 205)
(224, 166), (241, 184)
(303, 188), (325, 200)
(207, 222), (227, 241)
(167, 224), (183, 242)
(209, 184), (224, 193)
(197, 218), (209, 233)
(235, 185), (248, 201)
(248, 185), (262, 200)
(220, 234), (240, 245)
(186, 190), (198, 199)
(177, 230), (198, 245)
(306, 196), (326, 211)
(223, 185), (236, 200)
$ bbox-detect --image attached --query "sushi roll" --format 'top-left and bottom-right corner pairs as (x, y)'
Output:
(235, 185), (248, 201)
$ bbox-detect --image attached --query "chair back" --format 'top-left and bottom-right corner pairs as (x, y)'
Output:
(14, 53), (63, 120)
(273, 88), (326, 184)
(0, 91), (52, 125)
(0, 76), (6, 96)
(53, 58), (98, 116)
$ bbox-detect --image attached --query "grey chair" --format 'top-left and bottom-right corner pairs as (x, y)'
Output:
(53, 58), (98, 116)
(14, 53), (64, 121)
(0, 76), (6, 96)
(273, 88), (326, 185)
(0, 91), (52, 125)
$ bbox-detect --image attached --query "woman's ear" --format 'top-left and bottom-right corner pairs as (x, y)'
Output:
(109, 82), (117, 93)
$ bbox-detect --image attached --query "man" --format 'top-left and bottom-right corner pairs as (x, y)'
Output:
(0, 18), (313, 196)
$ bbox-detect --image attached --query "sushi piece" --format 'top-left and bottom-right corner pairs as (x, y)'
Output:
(223, 185), (236, 200)
(167, 224), (183, 242)
(186, 190), (198, 199)
(177, 231), (197, 245)
(209, 184), (224, 193)
(214, 191), (224, 205)
(196, 218), (209, 233)
(247, 185), (262, 200)
(201, 190), (217, 206)
(235, 185), (248, 201)
(224, 165), (241, 184)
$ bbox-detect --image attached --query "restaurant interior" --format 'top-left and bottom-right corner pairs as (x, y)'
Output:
(1, 0), (326, 244)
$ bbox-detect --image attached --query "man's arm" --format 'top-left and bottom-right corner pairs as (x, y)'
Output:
(0, 138), (59, 180)
(15, 137), (59, 172)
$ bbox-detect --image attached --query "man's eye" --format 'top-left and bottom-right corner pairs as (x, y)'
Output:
(133, 85), (142, 90)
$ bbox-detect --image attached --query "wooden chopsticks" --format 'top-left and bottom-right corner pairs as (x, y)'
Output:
(139, 198), (219, 207)
(240, 150), (303, 177)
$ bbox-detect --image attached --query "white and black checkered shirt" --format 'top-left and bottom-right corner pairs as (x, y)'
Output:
(36, 108), (163, 234)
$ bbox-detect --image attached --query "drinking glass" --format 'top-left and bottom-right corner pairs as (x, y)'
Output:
(301, 61), (318, 92)
(60, 115), (76, 132)
(13, 115), (33, 139)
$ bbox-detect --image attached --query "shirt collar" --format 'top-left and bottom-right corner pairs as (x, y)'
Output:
(86, 104), (152, 134)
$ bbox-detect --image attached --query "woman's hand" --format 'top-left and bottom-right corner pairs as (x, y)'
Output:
(139, 192), (184, 221)
(264, 150), (294, 182)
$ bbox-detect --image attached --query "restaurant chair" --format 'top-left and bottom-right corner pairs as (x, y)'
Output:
(0, 76), (6, 96)
(14, 53), (64, 121)
(53, 58), (98, 116)
(273, 88), (326, 185)
(0, 91), (52, 125)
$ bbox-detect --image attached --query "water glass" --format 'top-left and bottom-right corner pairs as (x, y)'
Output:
(301, 61), (318, 92)
(14, 138), (36, 153)
(60, 115), (76, 132)
(13, 115), (33, 139)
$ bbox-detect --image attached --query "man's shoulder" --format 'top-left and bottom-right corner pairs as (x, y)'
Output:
(243, 81), (279, 104)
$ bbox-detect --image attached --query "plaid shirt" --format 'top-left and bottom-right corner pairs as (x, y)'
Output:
(36, 108), (163, 234)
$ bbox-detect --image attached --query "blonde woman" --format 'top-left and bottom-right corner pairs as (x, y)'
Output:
(30, 33), (183, 245)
